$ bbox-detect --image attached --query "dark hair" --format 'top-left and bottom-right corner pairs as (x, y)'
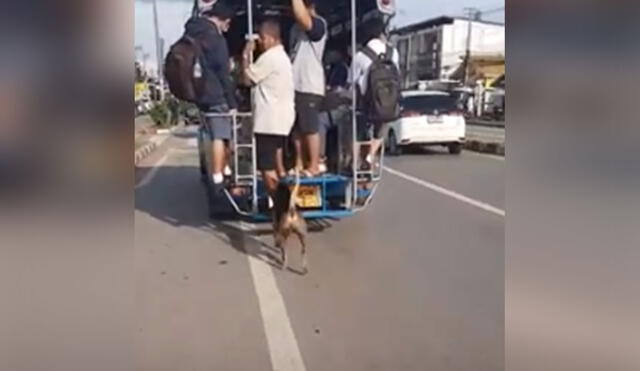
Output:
(203, 1), (235, 20)
(364, 17), (386, 41)
(260, 19), (282, 40)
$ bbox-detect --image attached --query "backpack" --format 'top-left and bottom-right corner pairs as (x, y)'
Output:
(361, 44), (401, 123)
(164, 35), (204, 103)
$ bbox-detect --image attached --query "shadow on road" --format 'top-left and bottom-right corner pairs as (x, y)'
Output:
(392, 146), (455, 157)
(135, 164), (330, 271)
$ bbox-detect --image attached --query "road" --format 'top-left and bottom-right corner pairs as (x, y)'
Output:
(135, 126), (504, 371)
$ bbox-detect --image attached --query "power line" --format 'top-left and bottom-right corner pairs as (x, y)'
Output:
(481, 6), (505, 15)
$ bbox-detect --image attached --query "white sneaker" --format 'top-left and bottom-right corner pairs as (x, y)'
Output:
(212, 173), (224, 184)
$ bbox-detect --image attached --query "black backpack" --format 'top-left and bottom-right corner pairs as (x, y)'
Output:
(361, 45), (401, 123)
(164, 35), (204, 103)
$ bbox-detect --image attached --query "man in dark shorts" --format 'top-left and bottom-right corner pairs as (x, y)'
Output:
(352, 17), (400, 169)
(290, 0), (327, 176)
(241, 19), (295, 195)
(184, 1), (237, 192)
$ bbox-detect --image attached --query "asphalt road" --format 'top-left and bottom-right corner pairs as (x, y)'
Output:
(135, 127), (505, 371)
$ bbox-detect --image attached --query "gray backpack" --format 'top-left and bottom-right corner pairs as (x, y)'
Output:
(362, 45), (401, 123)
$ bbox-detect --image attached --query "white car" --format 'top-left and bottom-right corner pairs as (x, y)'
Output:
(386, 90), (466, 155)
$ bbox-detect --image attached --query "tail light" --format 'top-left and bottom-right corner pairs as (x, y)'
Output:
(401, 110), (421, 118)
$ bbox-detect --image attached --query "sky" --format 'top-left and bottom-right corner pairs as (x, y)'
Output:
(135, 0), (505, 72)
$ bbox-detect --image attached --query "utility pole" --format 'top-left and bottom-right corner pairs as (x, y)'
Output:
(462, 7), (480, 85)
(152, 0), (164, 100)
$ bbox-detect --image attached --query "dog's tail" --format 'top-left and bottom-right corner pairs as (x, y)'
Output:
(289, 168), (301, 212)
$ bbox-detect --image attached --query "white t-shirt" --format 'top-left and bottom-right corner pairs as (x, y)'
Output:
(290, 16), (328, 96)
(352, 38), (400, 95)
(246, 45), (295, 136)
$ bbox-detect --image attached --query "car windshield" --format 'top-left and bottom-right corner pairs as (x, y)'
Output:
(401, 94), (458, 115)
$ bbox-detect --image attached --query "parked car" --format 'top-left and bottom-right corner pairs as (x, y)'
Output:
(386, 90), (466, 155)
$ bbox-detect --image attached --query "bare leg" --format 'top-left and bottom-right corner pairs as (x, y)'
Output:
(368, 138), (383, 162)
(224, 142), (232, 174)
(294, 134), (305, 170)
(211, 139), (226, 181)
(305, 133), (321, 174)
(275, 148), (286, 178)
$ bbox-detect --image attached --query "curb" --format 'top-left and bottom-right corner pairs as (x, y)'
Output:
(134, 126), (181, 165)
(464, 139), (505, 156)
(466, 120), (506, 129)
(135, 141), (158, 165)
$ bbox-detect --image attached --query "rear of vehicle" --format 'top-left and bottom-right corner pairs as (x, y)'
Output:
(387, 91), (466, 155)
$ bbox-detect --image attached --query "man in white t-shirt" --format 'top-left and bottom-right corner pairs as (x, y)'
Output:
(352, 18), (400, 169)
(242, 19), (295, 195)
(290, 0), (328, 176)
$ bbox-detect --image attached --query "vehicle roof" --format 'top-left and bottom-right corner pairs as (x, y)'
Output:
(402, 90), (451, 97)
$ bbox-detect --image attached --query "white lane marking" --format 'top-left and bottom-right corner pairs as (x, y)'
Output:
(383, 166), (505, 217)
(230, 221), (308, 371)
(135, 152), (170, 189)
(137, 145), (307, 371)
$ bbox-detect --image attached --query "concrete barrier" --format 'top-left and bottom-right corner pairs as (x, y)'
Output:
(464, 139), (505, 156)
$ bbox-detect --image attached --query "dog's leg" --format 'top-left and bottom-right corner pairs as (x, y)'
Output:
(275, 232), (288, 270)
(293, 229), (307, 274)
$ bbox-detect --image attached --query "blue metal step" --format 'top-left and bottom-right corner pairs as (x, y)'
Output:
(279, 173), (350, 185)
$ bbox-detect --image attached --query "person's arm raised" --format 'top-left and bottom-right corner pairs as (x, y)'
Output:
(291, 0), (313, 31)
(241, 40), (256, 87)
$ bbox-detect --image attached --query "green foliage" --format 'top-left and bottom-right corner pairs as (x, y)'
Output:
(148, 100), (170, 128)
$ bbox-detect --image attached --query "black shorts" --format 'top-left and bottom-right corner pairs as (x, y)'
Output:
(256, 134), (287, 171)
(294, 92), (323, 135)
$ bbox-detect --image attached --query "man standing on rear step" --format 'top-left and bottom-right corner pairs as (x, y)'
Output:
(185, 1), (237, 194)
(289, 0), (327, 177)
(241, 19), (295, 197)
(352, 17), (400, 170)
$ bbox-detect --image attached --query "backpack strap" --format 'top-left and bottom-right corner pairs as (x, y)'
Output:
(385, 44), (393, 61)
(361, 45), (379, 63)
(361, 44), (393, 62)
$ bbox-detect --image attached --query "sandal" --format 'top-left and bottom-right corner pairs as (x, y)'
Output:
(303, 168), (327, 177)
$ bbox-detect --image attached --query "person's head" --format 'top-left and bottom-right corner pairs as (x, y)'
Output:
(365, 17), (387, 42)
(303, 0), (317, 15)
(202, 1), (234, 33)
(258, 19), (282, 51)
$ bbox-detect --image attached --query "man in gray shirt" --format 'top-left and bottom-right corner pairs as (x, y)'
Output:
(289, 0), (327, 176)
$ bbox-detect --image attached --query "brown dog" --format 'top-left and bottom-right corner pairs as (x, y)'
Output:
(272, 170), (308, 273)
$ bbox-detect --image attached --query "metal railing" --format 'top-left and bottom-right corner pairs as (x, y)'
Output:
(201, 111), (259, 215)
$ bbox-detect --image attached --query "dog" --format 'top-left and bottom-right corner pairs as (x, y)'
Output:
(272, 170), (308, 273)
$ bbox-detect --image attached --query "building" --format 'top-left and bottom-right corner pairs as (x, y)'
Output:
(391, 16), (505, 88)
